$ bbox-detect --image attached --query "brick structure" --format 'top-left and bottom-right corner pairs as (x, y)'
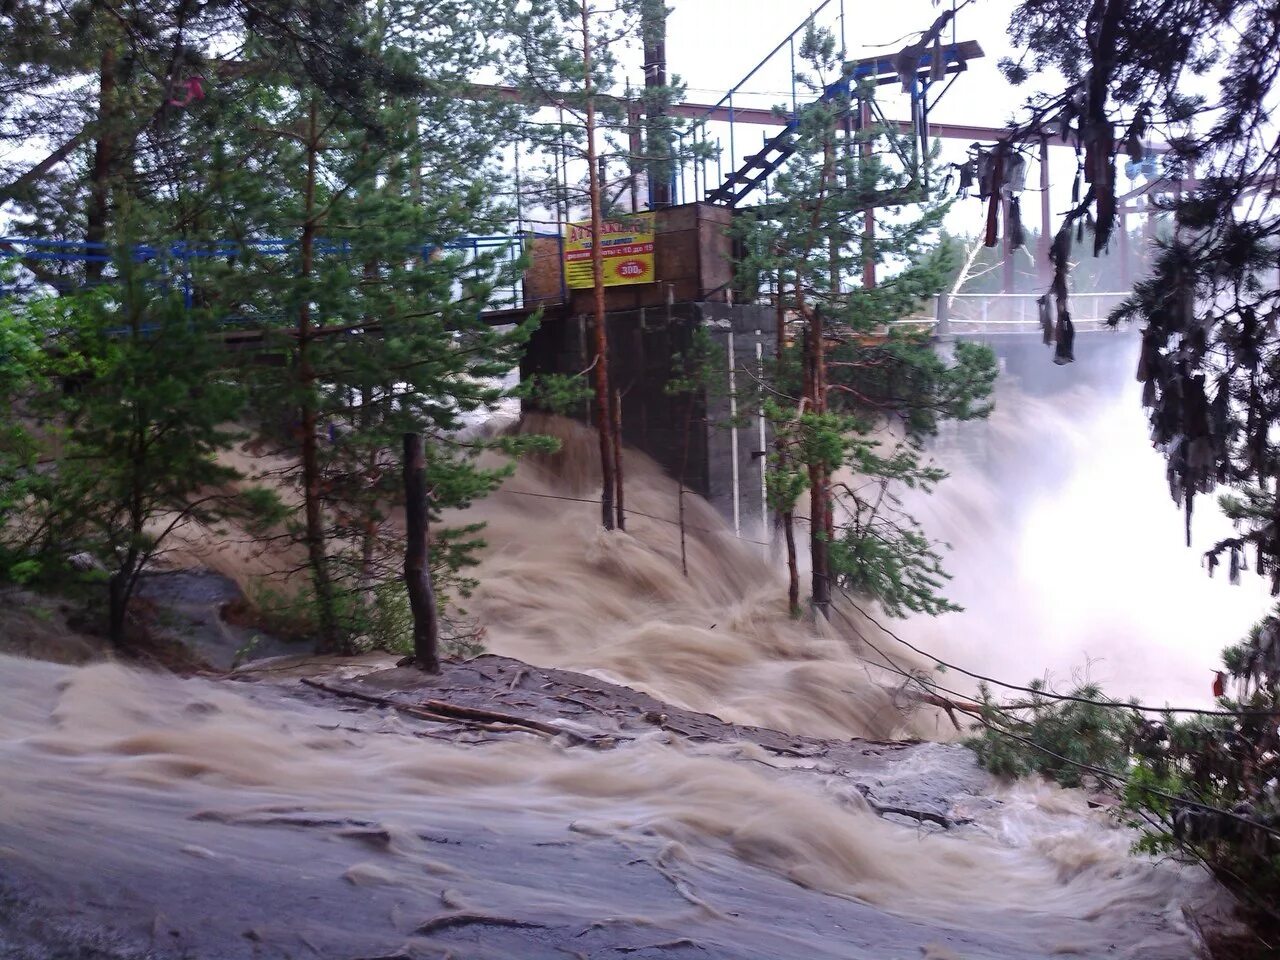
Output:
(519, 202), (775, 532)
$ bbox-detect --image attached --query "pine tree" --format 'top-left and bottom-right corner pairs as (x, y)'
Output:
(736, 27), (996, 618)
(0, 250), (281, 647)
(196, 2), (549, 654)
(504, 0), (696, 531)
(2, 1), (557, 655)
(1001, 0), (1280, 581)
(0, 0), (431, 263)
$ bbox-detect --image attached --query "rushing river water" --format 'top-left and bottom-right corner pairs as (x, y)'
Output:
(0, 342), (1259, 958)
(0, 651), (1226, 959)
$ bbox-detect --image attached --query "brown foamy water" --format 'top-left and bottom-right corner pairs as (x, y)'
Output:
(0, 653), (1225, 958)
(0, 406), (1240, 957)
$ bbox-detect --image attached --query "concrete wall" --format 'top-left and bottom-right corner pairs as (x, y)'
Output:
(699, 303), (775, 536)
(520, 301), (776, 532)
(520, 203), (738, 314)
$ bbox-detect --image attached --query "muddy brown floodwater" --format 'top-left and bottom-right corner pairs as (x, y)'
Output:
(0, 416), (1241, 958)
(0, 650), (1227, 960)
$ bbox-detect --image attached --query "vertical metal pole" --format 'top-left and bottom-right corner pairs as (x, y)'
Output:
(1119, 203), (1131, 284)
(627, 101), (642, 212)
(860, 98), (876, 288)
(557, 106), (568, 225)
(674, 131), (684, 205)
(643, 0), (672, 208)
(727, 328), (741, 537)
(513, 139), (524, 233)
(790, 36), (798, 115)
(729, 92), (737, 175)
(1039, 137), (1052, 286)
(701, 123), (710, 199)
(1002, 195), (1015, 295)
(839, 0), (847, 59)
(756, 337), (767, 547)
(691, 128), (698, 204)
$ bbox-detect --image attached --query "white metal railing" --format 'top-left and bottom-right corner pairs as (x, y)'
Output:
(756, 291), (1131, 337)
(936, 292), (1128, 334)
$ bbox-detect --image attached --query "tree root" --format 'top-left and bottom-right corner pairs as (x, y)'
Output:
(299, 676), (609, 747)
(416, 913), (546, 935)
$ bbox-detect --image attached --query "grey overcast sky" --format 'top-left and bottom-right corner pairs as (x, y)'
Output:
(662, 0), (1096, 239)
(667, 0), (1029, 127)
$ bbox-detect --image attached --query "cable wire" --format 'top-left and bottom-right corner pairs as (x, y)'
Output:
(824, 594), (1280, 841)
(835, 588), (1280, 719)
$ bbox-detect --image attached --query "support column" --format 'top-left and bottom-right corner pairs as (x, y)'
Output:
(860, 99), (876, 288)
(1038, 136), (1052, 287)
(1002, 194), (1015, 295)
(1119, 203), (1130, 284)
(642, 0), (672, 208)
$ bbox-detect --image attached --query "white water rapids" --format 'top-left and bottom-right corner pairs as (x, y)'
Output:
(0, 336), (1258, 958)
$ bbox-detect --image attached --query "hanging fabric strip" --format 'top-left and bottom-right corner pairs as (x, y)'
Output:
(1006, 152), (1028, 193)
(930, 37), (947, 82)
(1038, 295), (1054, 344)
(1054, 309), (1075, 365)
(984, 150), (1003, 247)
(1009, 196), (1026, 248)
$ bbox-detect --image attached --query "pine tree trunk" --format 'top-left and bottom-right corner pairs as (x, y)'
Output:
(802, 136), (838, 619)
(402, 433), (440, 673)
(297, 100), (341, 654)
(581, 4), (618, 531)
(774, 271), (800, 616)
(107, 570), (130, 648)
(612, 387), (626, 530)
(86, 46), (116, 283)
(783, 509), (800, 616)
(808, 300), (831, 616)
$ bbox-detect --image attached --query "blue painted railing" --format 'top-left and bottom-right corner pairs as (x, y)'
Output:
(0, 232), (563, 316)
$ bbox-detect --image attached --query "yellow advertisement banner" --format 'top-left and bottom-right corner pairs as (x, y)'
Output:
(563, 213), (655, 289)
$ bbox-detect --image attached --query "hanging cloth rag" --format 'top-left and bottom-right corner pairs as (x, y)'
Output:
(894, 46), (923, 91)
(167, 76), (205, 108)
(1005, 152), (1028, 193)
(976, 150), (995, 199)
(1009, 196), (1026, 248)
(1057, 104), (1074, 142)
(983, 150), (1004, 247)
(1038, 294), (1055, 345)
(957, 160), (975, 196)
(929, 37), (947, 82)
(1053, 309), (1075, 365)
(894, 10), (955, 91)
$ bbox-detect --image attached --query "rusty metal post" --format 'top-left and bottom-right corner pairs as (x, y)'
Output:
(1039, 137), (1052, 286)
(860, 98), (876, 288)
(1002, 194), (1015, 296)
(1119, 203), (1131, 284)
(643, 0), (672, 208)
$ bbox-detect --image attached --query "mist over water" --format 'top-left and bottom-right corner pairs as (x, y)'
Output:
(0, 374), (1248, 956)
(466, 415), (938, 742)
(912, 336), (1271, 707)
